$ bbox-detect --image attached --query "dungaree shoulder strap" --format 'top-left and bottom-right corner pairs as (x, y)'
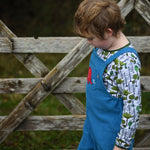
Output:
(105, 47), (140, 65)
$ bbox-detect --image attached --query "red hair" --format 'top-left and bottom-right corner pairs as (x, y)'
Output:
(74, 0), (125, 39)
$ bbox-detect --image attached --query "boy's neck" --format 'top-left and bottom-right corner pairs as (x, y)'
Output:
(108, 31), (129, 51)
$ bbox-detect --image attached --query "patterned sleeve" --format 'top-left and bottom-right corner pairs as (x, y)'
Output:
(115, 52), (142, 149)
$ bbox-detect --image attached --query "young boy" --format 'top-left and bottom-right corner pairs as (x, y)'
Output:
(74, 0), (141, 150)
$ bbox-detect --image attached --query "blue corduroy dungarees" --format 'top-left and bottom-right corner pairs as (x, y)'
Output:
(78, 47), (139, 150)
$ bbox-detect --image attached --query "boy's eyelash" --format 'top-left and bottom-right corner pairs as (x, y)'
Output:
(87, 37), (94, 40)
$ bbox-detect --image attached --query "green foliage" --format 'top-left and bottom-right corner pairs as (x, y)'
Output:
(123, 113), (133, 119)
(134, 65), (139, 72)
(114, 58), (119, 65)
(133, 74), (138, 79)
(116, 79), (124, 84)
(0, 131), (82, 150)
(128, 121), (132, 127)
(112, 86), (119, 91)
(0, 93), (85, 149)
(129, 95), (135, 100)
(123, 90), (130, 96)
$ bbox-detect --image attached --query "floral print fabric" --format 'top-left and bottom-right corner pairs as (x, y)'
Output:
(97, 45), (142, 149)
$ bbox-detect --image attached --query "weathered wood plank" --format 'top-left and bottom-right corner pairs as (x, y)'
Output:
(0, 0), (149, 146)
(138, 114), (150, 130)
(0, 77), (86, 94)
(0, 38), (12, 52)
(53, 77), (86, 93)
(0, 20), (90, 138)
(54, 94), (86, 115)
(141, 76), (150, 92)
(0, 115), (85, 131)
(0, 76), (149, 94)
(135, 0), (150, 26)
(0, 19), (87, 129)
(0, 39), (93, 143)
(0, 20), (49, 78)
(0, 78), (86, 115)
(129, 36), (150, 53)
(136, 131), (150, 147)
(12, 37), (81, 53)
(0, 21), (16, 38)
(0, 114), (149, 131)
(118, 0), (134, 18)
(0, 36), (149, 53)
(0, 78), (41, 94)
(0, 19), (89, 138)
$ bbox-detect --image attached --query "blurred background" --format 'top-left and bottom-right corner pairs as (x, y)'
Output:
(0, 0), (150, 37)
(0, 0), (150, 149)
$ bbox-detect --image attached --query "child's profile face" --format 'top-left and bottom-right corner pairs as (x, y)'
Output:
(85, 32), (114, 50)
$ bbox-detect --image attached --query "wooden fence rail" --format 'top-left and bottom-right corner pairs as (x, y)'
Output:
(0, 36), (150, 53)
(0, 114), (149, 131)
(0, 76), (150, 94)
(0, 0), (150, 149)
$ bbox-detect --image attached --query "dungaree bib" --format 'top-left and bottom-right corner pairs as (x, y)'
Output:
(78, 47), (138, 150)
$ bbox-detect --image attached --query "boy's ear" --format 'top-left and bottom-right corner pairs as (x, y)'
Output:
(106, 28), (113, 37)
(104, 28), (113, 40)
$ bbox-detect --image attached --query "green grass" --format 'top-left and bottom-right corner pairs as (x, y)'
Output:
(0, 53), (87, 149)
(141, 92), (150, 114)
(0, 52), (150, 149)
(0, 93), (84, 149)
(0, 131), (82, 150)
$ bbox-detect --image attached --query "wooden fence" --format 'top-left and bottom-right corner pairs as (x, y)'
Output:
(0, 0), (150, 149)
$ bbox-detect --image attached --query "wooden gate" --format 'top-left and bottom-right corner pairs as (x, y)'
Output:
(0, 0), (150, 149)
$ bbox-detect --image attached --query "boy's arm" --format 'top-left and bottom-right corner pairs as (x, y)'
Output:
(115, 53), (142, 149)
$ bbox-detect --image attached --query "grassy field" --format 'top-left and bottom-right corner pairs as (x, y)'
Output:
(0, 49), (150, 149)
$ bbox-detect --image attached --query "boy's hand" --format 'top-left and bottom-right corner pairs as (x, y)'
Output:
(113, 145), (125, 150)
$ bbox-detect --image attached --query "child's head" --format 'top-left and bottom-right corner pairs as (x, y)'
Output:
(74, 0), (125, 39)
